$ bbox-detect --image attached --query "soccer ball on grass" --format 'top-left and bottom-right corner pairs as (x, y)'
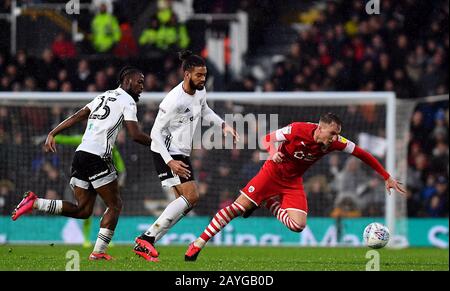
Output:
(363, 222), (390, 249)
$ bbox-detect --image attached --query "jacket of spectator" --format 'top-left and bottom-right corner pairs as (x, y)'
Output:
(91, 4), (121, 53)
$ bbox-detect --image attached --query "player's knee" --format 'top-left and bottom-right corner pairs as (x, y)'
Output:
(289, 222), (306, 233)
(183, 192), (199, 206)
(77, 207), (93, 219)
(109, 199), (123, 215)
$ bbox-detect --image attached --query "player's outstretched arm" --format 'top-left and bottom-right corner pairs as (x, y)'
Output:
(385, 176), (406, 195)
(151, 106), (191, 179)
(45, 107), (90, 152)
(201, 101), (239, 142)
(351, 146), (406, 195)
(124, 120), (151, 146)
(222, 122), (240, 143)
(262, 130), (287, 163)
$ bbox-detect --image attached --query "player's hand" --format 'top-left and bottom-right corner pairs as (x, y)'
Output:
(44, 134), (57, 153)
(168, 160), (191, 179)
(385, 177), (406, 195)
(272, 152), (284, 163)
(223, 123), (240, 143)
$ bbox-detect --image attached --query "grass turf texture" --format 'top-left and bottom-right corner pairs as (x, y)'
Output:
(0, 245), (448, 271)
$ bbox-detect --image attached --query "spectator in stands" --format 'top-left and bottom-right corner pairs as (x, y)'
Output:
(359, 176), (385, 216)
(15, 50), (34, 83)
(305, 175), (333, 217)
(407, 152), (429, 201)
(91, 0), (114, 14)
(94, 70), (108, 91)
(91, 3), (121, 53)
(144, 73), (162, 91)
(113, 19), (138, 59)
(240, 150), (264, 182)
(23, 76), (38, 91)
(72, 59), (94, 91)
(0, 179), (14, 215)
(139, 16), (160, 53)
(51, 33), (77, 59)
(0, 75), (11, 91)
(330, 196), (362, 218)
(37, 49), (61, 89)
(104, 65), (118, 88)
(425, 175), (449, 217)
(332, 156), (369, 211)
(139, 7), (190, 54)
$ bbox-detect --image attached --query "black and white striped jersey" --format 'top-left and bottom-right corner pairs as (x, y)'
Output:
(76, 87), (138, 158)
(150, 82), (224, 164)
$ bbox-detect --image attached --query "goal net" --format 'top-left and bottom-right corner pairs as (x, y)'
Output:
(1, 91), (410, 246)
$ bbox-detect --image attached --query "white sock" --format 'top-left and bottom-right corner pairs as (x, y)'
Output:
(144, 196), (191, 240)
(93, 228), (114, 254)
(35, 199), (62, 215)
(154, 209), (187, 243)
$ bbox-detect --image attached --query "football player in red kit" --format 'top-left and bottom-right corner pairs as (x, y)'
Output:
(184, 113), (406, 261)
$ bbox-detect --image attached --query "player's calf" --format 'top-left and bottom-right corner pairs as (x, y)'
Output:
(185, 201), (246, 261)
(279, 211), (305, 232)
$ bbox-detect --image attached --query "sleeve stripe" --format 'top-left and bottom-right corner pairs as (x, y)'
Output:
(343, 140), (355, 153)
(275, 129), (287, 142)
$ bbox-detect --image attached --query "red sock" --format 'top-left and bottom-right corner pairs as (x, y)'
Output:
(200, 202), (245, 242)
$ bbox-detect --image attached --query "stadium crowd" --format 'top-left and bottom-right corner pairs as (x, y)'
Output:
(0, 0), (448, 218)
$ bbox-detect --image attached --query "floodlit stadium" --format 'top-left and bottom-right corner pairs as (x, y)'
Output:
(0, 0), (448, 273)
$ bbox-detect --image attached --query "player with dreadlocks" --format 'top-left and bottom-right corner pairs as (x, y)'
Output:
(11, 66), (152, 260)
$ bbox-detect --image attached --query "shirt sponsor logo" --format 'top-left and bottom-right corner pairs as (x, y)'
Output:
(293, 151), (316, 161)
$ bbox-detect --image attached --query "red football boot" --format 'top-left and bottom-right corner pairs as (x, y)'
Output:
(133, 236), (159, 262)
(89, 252), (113, 261)
(184, 242), (202, 261)
(11, 191), (37, 221)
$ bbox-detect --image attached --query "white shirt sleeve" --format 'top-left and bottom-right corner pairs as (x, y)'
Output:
(274, 125), (290, 142)
(338, 136), (356, 153)
(85, 97), (97, 111)
(201, 98), (224, 126)
(123, 101), (138, 122)
(151, 103), (177, 164)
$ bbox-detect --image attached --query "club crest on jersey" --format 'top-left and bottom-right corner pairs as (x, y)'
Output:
(248, 186), (255, 193)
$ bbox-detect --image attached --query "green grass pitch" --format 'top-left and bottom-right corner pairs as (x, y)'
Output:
(0, 245), (448, 271)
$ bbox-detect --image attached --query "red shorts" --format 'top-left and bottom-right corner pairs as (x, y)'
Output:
(240, 168), (308, 214)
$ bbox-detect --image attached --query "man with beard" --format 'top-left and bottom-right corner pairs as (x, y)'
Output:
(133, 50), (239, 261)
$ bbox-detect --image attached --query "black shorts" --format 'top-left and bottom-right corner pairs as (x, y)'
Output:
(152, 151), (195, 188)
(70, 151), (117, 190)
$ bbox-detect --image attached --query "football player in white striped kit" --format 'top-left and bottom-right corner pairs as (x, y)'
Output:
(133, 51), (239, 261)
(12, 67), (152, 260)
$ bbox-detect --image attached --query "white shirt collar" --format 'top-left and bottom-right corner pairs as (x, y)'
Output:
(116, 87), (134, 100)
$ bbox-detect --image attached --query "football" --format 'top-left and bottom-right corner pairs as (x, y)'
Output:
(363, 222), (390, 249)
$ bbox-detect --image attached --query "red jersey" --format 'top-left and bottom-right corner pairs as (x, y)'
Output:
(263, 122), (356, 181)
